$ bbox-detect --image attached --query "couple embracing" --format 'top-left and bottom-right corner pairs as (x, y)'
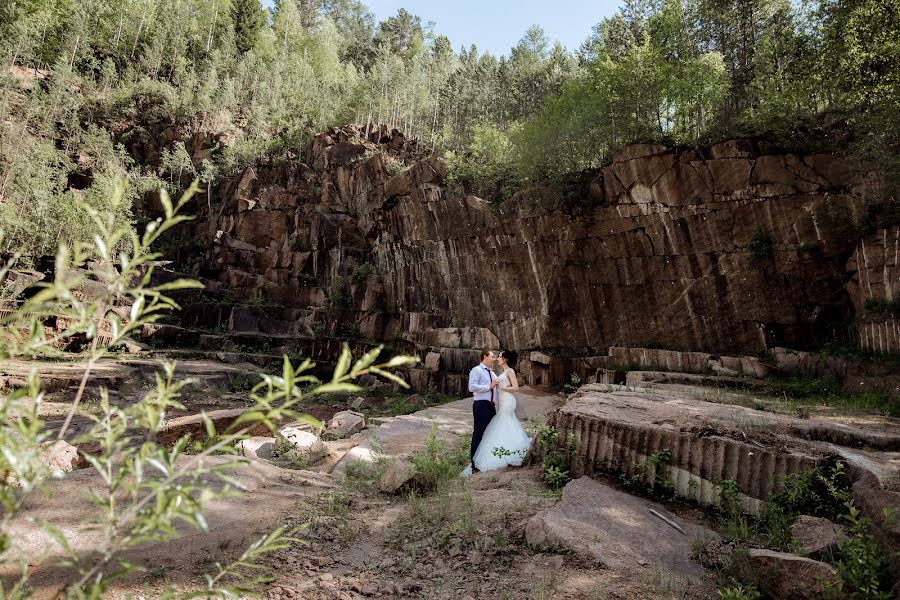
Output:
(463, 349), (532, 475)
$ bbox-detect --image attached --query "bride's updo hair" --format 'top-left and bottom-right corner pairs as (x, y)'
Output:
(499, 350), (518, 368)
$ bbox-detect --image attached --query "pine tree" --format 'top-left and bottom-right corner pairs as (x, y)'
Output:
(232, 0), (266, 54)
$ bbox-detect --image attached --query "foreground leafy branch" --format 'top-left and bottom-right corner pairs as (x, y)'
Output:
(0, 180), (419, 598)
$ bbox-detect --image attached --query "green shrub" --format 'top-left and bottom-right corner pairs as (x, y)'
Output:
(409, 425), (470, 492)
(717, 580), (761, 600)
(530, 424), (574, 490)
(835, 503), (896, 599)
(621, 448), (675, 500)
(351, 262), (375, 282)
(561, 372), (582, 395)
(747, 226), (775, 262)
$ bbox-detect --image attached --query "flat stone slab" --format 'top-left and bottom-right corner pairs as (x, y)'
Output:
(526, 477), (717, 588)
(3, 457), (334, 599)
(563, 384), (900, 450)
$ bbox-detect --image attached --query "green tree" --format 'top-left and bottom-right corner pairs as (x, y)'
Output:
(231, 0), (266, 54)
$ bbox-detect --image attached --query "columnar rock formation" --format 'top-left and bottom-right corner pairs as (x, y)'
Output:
(187, 125), (894, 386)
(847, 224), (900, 353)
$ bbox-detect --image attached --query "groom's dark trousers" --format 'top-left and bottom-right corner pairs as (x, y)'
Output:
(471, 400), (496, 460)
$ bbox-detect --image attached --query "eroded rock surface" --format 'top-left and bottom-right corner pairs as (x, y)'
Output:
(745, 549), (841, 600)
(791, 515), (847, 557)
(189, 125), (890, 373)
(526, 477), (718, 588)
(549, 384), (900, 514)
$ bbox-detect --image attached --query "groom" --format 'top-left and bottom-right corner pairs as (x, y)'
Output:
(468, 349), (500, 472)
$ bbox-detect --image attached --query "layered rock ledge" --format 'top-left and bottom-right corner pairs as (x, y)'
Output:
(548, 384), (900, 518)
(190, 126), (893, 361)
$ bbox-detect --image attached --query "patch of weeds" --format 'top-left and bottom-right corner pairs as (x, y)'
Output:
(409, 425), (470, 493)
(834, 503), (897, 599)
(715, 463), (851, 550)
(270, 438), (317, 470)
(530, 423), (574, 490)
(530, 570), (559, 599)
(230, 372), (259, 391)
(620, 448), (675, 500)
(295, 491), (354, 543)
(182, 431), (235, 456)
(144, 564), (173, 582)
(560, 372), (582, 395)
(818, 341), (900, 367)
(763, 375), (898, 417)
(340, 320), (361, 338)
(864, 297), (900, 316)
(747, 226), (774, 262)
(328, 278), (349, 308)
(385, 157), (407, 176)
(298, 272), (317, 286)
(344, 456), (394, 492)
(716, 579), (761, 600)
(351, 262), (375, 282)
(713, 464), (896, 598)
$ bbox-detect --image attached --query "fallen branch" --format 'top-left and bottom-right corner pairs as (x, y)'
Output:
(649, 508), (687, 535)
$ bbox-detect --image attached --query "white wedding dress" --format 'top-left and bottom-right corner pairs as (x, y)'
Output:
(462, 370), (532, 475)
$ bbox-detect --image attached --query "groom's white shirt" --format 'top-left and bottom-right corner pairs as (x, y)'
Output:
(468, 364), (496, 403)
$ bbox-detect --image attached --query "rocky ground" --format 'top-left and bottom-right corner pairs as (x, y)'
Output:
(2, 354), (898, 599)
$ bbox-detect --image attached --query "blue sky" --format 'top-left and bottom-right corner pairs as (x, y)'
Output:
(264, 1), (623, 57)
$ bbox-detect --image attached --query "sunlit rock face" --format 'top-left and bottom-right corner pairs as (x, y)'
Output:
(195, 124), (888, 359)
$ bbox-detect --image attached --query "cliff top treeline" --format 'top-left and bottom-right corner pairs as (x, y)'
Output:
(0, 0), (898, 257)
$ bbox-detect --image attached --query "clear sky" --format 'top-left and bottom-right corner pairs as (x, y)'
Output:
(263, 1), (623, 57)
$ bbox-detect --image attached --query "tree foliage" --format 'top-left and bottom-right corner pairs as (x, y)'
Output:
(0, 0), (898, 255)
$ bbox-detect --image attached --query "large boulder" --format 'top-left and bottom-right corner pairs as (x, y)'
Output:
(378, 458), (425, 495)
(38, 440), (83, 474)
(746, 549), (840, 600)
(236, 436), (275, 460)
(275, 425), (327, 464)
(791, 515), (847, 557)
(323, 411), (366, 441)
(525, 477), (717, 586)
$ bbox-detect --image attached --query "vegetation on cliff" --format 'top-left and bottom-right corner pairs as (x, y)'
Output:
(0, 0), (898, 257)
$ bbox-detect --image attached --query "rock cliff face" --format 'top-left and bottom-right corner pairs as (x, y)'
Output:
(846, 224), (900, 354)
(189, 125), (892, 384)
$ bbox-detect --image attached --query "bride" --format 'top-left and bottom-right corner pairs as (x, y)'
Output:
(464, 350), (532, 475)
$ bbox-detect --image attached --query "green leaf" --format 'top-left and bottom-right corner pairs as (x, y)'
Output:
(202, 412), (216, 440)
(291, 414), (323, 431)
(384, 355), (421, 368)
(351, 345), (383, 375)
(333, 344), (352, 381)
(152, 279), (204, 292)
(159, 189), (174, 219)
(369, 367), (410, 389)
(306, 382), (363, 396)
